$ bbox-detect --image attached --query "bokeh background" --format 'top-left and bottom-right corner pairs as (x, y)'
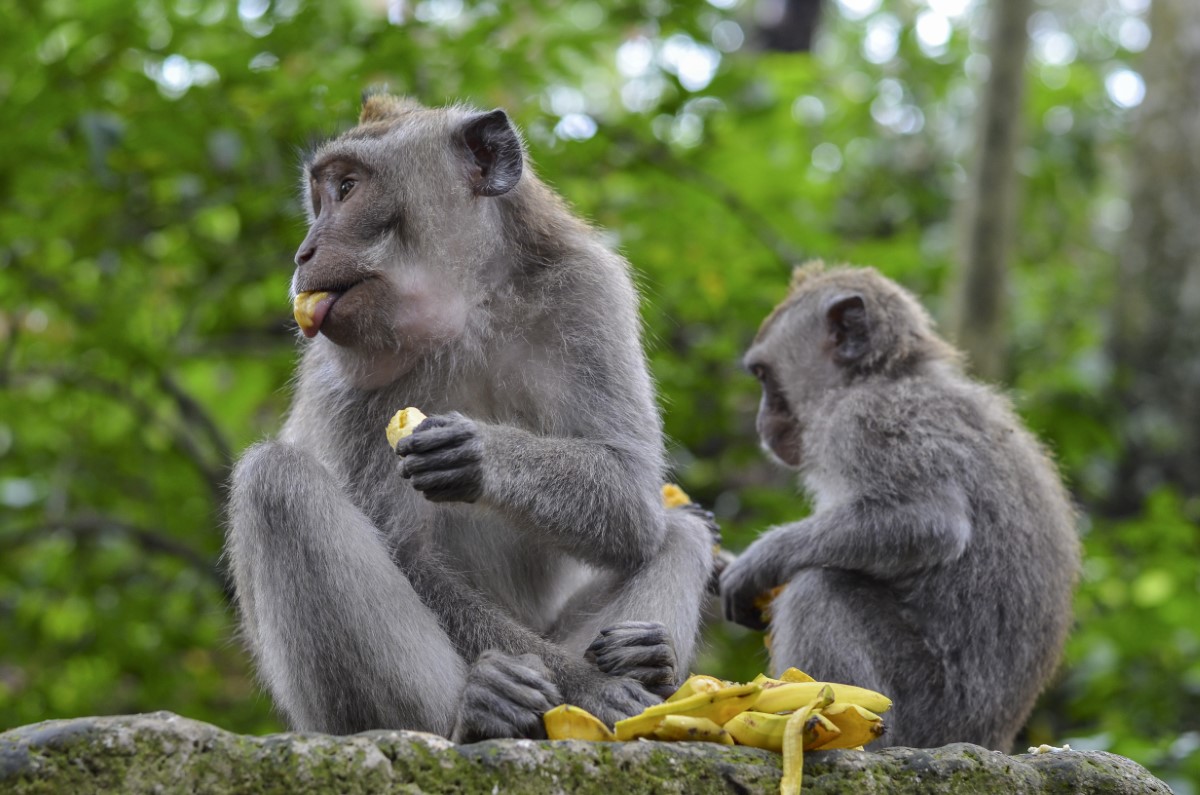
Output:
(2, 0), (1198, 790)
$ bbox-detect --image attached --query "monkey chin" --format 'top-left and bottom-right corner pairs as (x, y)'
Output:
(759, 422), (803, 469)
(764, 442), (802, 470)
(324, 341), (427, 390)
(314, 292), (470, 390)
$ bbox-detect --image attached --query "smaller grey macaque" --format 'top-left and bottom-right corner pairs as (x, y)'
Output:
(720, 263), (1079, 751)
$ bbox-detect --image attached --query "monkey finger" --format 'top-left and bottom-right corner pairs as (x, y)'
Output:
(724, 597), (769, 632)
(595, 620), (669, 638)
(590, 622), (670, 648)
(600, 678), (662, 716)
(411, 467), (483, 503)
(482, 667), (560, 717)
(617, 665), (677, 690)
(401, 445), (483, 476)
(680, 504), (721, 543)
(396, 423), (479, 457)
(455, 697), (526, 742)
(592, 644), (674, 674)
(454, 713), (512, 744)
(495, 655), (564, 705)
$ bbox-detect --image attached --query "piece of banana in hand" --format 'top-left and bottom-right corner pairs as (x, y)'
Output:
(386, 407), (427, 449)
(661, 483), (692, 508)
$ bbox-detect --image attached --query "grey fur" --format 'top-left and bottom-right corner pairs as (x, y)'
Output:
(721, 263), (1080, 751)
(226, 98), (712, 739)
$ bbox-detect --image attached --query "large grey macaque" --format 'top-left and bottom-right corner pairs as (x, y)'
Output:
(720, 264), (1079, 751)
(226, 95), (714, 741)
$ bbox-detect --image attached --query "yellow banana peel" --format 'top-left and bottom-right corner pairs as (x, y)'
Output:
(666, 674), (725, 703)
(723, 711), (788, 753)
(543, 704), (616, 742)
(755, 681), (892, 715)
(779, 667), (816, 683)
(812, 702), (885, 750)
(615, 681), (761, 740)
(802, 711), (841, 750)
(650, 715), (735, 745)
(541, 669), (890, 795)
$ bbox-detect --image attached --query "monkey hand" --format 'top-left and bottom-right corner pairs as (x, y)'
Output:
(719, 537), (788, 632)
(452, 650), (563, 743)
(563, 667), (661, 727)
(396, 412), (485, 503)
(585, 621), (678, 699)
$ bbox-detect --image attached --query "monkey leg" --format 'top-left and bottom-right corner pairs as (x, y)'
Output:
(552, 507), (713, 691)
(226, 441), (465, 735)
(768, 568), (946, 748)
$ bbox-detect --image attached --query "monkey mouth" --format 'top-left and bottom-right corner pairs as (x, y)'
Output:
(293, 290), (341, 338)
(293, 277), (375, 338)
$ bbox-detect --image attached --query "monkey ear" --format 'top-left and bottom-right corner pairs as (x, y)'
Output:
(825, 293), (870, 365)
(460, 109), (524, 197)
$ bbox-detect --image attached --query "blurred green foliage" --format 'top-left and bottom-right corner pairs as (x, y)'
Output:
(0, 0), (1196, 790)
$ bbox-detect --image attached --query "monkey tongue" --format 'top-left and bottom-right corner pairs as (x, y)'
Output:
(293, 290), (340, 338)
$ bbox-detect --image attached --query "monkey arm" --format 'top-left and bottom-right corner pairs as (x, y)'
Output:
(397, 413), (667, 570)
(789, 487), (972, 577)
(480, 423), (667, 568)
(721, 485), (971, 630)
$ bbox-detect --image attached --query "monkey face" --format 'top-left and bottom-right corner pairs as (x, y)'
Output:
(289, 99), (525, 380)
(744, 352), (804, 468)
(744, 289), (853, 469)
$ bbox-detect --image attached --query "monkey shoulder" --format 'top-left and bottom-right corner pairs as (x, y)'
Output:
(810, 375), (990, 497)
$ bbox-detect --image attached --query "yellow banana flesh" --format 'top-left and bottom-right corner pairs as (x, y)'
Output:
(755, 681), (892, 715)
(666, 674), (725, 703)
(650, 715), (735, 745)
(292, 290), (330, 336)
(386, 407), (427, 448)
(812, 703), (885, 750)
(661, 483), (692, 508)
(615, 681), (761, 740)
(543, 704), (616, 742)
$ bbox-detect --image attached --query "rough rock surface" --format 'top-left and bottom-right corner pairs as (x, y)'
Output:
(0, 712), (1172, 794)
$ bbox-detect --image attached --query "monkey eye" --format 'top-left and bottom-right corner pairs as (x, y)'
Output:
(338, 178), (357, 201)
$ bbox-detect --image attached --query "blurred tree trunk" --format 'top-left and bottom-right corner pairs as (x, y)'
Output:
(759, 0), (824, 52)
(1109, 0), (1200, 508)
(945, 0), (1033, 382)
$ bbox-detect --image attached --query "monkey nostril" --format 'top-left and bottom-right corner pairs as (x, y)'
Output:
(295, 245), (317, 267)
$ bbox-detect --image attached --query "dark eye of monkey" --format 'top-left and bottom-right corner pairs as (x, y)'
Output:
(338, 178), (357, 201)
(751, 364), (789, 414)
